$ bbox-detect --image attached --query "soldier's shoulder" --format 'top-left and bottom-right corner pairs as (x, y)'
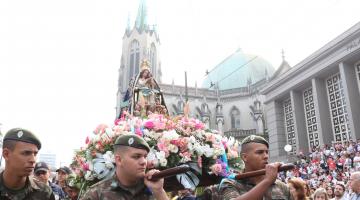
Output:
(31, 178), (53, 194)
(88, 177), (113, 189)
(28, 178), (55, 199)
(273, 180), (292, 199)
(219, 178), (247, 194)
(274, 179), (289, 190)
(220, 178), (239, 188)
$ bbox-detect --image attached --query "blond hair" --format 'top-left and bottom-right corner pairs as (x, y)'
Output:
(312, 187), (329, 200)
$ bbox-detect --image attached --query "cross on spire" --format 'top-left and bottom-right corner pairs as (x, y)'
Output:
(281, 49), (285, 61)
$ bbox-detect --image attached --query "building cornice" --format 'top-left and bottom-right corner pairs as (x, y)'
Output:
(261, 22), (360, 102)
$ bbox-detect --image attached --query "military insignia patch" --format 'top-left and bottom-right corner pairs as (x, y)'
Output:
(250, 135), (255, 141)
(128, 137), (134, 145)
(17, 130), (24, 138)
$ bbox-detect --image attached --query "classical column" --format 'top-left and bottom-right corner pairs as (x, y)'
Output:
(339, 62), (360, 140)
(312, 78), (331, 145)
(265, 100), (287, 161)
(290, 90), (309, 153)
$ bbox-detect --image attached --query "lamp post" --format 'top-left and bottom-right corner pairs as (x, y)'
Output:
(284, 144), (292, 163)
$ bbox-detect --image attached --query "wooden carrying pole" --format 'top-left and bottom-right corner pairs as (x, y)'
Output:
(149, 165), (191, 181)
(235, 163), (295, 180)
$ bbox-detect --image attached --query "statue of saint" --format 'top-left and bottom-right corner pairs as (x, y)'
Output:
(123, 59), (168, 117)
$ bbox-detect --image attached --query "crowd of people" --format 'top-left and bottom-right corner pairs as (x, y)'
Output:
(1, 127), (360, 200)
(278, 140), (360, 200)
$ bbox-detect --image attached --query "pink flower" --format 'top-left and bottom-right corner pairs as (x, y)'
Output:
(94, 124), (108, 135)
(195, 121), (205, 130)
(154, 121), (166, 131)
(157, 141), (170, 157)
(210, 163), (223, 176)
(171, 138), (188, 152)
(205, 134), (216, 143)
(81, 163), (89, 171)
(135, 128), (143, 136)
(85, 136), (90, 145)
(180, 151), (192, 162)
(114, 118), (121, 126)
(144, 120), (155, 129)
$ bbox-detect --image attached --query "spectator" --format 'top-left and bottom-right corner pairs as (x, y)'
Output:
(313, 188), (329, 200)
(288, 178), (307, 200)
(349, 172), (360, 200)
(325, 186), (334, 199)
(331, 182), (346, 200)
(34, 162), (66, 199)
(56, 166), (72, 191)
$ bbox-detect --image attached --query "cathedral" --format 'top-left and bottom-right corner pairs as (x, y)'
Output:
(115, 0), (290, 141)
(116, 0), (360, 162)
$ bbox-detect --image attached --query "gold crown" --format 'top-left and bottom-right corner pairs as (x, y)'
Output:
(140, 60), (151, 71)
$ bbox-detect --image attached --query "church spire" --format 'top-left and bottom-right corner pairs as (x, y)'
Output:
(135, 0), (148, 31)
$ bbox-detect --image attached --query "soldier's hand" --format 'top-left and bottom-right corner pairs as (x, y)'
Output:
(144, 169), (164, 192)
(264, 162), (281, 184)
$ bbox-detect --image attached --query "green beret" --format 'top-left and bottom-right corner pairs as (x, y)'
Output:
(241, 135), (269, 148)
(114, 134), (150, 152)
(3, 128), (42, 150)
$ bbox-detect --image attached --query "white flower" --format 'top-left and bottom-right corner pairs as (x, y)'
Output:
(156, 151), (166, 160)
(147, 149), (157, 160)
(162, 130), (179, 140)
(159, 158), (168, 167)
(203, 144), (215, 158)
(226, 137), (235, 147)
(194, 143), (205, 156)
(85, 171), (95, 181)
(168, 144), (179, 153)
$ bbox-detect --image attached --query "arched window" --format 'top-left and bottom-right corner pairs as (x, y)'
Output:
(150, 43), (157, 75)
(129, 40), (140, 78)
(230, 107), (241, 129)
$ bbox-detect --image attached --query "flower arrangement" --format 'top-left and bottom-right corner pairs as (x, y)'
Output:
(71, 113), (243, 191)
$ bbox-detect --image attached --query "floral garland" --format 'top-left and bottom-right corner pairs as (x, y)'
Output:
(71, 114), (243, 191)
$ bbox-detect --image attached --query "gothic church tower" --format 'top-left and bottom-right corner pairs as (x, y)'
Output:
(116, 0), (161, 118)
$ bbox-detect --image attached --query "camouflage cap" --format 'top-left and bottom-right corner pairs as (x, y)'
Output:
(3, 128), (42, 150)
(114, 134), (150, 152)
(241, 135), (269, 148)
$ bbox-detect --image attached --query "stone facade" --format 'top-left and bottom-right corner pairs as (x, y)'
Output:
(262, 22), (360, 161)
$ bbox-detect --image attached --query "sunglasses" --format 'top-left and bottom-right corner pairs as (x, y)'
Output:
(35, 171), (47, 176)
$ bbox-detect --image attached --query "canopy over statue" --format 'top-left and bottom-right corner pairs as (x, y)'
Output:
(120, 59), (168, 118)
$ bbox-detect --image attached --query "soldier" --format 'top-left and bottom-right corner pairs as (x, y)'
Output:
(219, 135), (293, 200)
(81, 134), (169, 200)
(0, 128), (55, 200)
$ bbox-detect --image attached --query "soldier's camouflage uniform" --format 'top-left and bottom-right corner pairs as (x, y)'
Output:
(81, 174), (154, 200)
(0, 172), (55, 200)
(220, 178), (293, 200)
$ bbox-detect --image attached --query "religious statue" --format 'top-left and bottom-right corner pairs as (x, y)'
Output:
(119, 59), (168, 118)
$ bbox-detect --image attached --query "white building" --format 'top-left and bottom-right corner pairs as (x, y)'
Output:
(38, 153), (57, 170)
(262, 22), (360, 161)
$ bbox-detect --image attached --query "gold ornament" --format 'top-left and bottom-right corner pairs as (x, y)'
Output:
(140, 59), (151, 72)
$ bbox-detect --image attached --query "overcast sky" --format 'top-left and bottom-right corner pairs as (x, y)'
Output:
(1, 0), (360, 167)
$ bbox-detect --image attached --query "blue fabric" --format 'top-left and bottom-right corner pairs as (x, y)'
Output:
(49, 181), (66, 199)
